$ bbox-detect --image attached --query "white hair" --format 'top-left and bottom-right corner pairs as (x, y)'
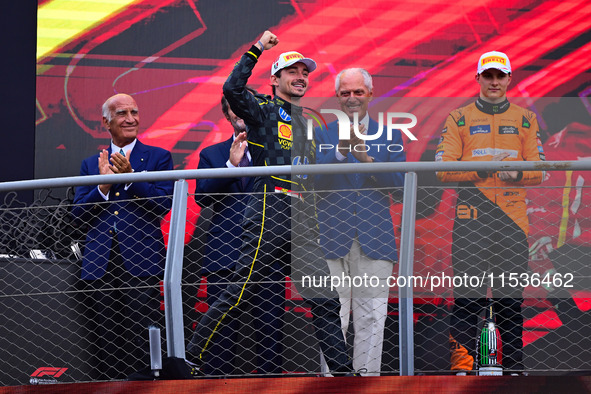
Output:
(102, 97), (114, 122)
(335, 68), (373, 93)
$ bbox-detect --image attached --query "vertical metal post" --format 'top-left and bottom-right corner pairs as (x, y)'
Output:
(149, 325), (162, 376)
(399, 172), (417, 376)
(163, 179), (188, 358)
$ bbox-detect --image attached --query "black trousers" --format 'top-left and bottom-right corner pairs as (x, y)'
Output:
(187, 190), (352, 374)
(449, 192), (527, 372)
(201, 266), (285, 375)
(83, 237), (163, 380)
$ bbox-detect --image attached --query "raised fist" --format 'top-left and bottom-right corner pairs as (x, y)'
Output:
(259, 30), (279, 50)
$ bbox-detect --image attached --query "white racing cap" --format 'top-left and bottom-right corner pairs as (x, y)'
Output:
(271, 51), (317, 76)
(477, 51), (512, 74)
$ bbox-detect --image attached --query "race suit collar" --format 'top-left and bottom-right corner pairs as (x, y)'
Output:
(475, 97), (510, 115)
(274, 96), (303, 115)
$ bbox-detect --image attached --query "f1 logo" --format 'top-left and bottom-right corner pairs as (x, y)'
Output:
(31, 367), (68, 378)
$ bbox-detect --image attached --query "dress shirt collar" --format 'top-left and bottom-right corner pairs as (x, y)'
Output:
(352, 113), (370, 135)
(111, 138), (137, 157)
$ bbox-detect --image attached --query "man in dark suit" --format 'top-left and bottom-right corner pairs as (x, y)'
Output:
(193, 91), (284, 375)
(315, 68), (406, 376)
(72, 93), (174, 380)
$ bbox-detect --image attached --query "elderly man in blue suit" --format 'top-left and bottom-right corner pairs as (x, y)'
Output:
(316, 68), (406, 376)
(193, 91), (285, 375)
(72, 93), (174, 379)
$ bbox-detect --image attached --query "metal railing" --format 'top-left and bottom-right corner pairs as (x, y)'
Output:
(1, 160), (589, 384)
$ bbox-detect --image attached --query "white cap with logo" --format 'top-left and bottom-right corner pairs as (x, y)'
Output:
(271, 51), (317, 76)
(477, 51), (512, 75)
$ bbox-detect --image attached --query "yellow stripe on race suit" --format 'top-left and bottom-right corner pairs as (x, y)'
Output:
(248, 141), (263, 148)
(557, 171), (573, 248)
(199, 184), (267, 360)
(271, 175), (298, 186)
(245, 141), (297, 185)
(247, 141), (305, 190)
(243, 141), (294, 186)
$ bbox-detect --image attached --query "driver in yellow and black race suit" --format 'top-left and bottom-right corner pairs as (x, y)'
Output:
(435, 51), (545, 375)
(186, 30), (353, 376)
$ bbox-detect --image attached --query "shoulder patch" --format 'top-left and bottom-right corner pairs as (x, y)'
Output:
(470, 125), (490, 135)
(522, 115), (531, 128)
(499, 125), (518, 135)
(457, 116), (465, 127)
(279, 107), (291, 122)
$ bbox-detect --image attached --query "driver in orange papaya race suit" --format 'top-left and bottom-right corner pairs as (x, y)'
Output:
(435, 51), (545, 374)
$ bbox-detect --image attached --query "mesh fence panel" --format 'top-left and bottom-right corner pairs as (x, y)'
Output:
(184, 187), (402, 377)
(1, 176), (591, 384)
(412, 184), (591, 375)
(0, 189), (171, 384)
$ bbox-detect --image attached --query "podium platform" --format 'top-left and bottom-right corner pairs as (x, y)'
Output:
(2, 375), (591, 394)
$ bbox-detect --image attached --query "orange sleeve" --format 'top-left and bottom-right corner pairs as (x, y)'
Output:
(519, 111), (545, 186)
(435, 113), (482, 183)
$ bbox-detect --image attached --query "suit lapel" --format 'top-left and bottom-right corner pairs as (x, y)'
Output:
(129, 140), (148, 172)
(327, 123), (357, 187)
(221, 137), (233, 164)
(230, 137), (255, 192)
(217, 136), (251, 192)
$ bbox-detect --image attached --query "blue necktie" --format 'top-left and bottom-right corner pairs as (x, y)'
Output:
(119, 148), (125, 157)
